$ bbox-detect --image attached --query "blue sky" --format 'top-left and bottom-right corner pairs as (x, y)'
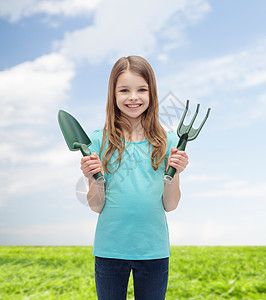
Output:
(0, 0), (265, 246)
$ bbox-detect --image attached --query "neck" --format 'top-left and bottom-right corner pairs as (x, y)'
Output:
(122, 117), (146, 142)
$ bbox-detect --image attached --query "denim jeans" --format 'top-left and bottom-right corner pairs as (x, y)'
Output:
(95, 256), (169, 300)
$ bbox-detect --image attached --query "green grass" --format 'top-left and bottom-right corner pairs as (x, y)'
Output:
(0, 246), (265, 299)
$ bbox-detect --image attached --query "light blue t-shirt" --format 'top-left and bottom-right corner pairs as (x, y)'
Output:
(89, 129), (178, 260)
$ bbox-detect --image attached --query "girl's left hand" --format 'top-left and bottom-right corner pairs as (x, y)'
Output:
(167, 147), (189, 175)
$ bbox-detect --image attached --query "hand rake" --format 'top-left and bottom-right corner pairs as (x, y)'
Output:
(163, 100), (211, 184)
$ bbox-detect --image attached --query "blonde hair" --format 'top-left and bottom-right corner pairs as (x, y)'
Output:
(99, 56), (167, 174)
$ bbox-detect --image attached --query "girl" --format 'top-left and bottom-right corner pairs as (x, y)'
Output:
(80, 56), (188, 300)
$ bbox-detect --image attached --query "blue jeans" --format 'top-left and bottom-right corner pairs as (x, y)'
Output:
(95, 256), (169, 300)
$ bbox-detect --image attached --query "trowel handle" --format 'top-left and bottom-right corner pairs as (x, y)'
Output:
(78, 144), (106, 185)
(163, 134), (188, 184)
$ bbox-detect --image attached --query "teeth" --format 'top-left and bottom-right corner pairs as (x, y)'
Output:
(126, 104), (141, 107)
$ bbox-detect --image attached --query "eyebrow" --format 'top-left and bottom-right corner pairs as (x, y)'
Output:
(116, 85), (149, 89)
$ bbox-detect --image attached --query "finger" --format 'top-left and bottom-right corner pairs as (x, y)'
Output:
(81, 156), (91, 164)
(86, 162), (102, 172)
(170, 147), (178, 154)
(177, 157), (188, 168)
(82, 164), (102, 178)
(171, 155), (188, 167)
(169, 154), (183, 162)
(174, 154), (188, 163)
(81, 160), (100, 172)
(90, 152), (99, 159)
(177, 151), (188, 158)
(169, 161), (186, 170)
(168, 162), (181, 173)
(169, 156), (188, 168)
(84, 157), (99, 166)
(90, 167), (103, 175)
(170, 162), (186, 173)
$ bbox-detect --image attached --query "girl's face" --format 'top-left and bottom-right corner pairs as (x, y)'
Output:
(115, 70), (149, 125)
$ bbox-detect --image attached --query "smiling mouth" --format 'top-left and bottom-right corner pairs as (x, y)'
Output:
(125, 104), (142, 108)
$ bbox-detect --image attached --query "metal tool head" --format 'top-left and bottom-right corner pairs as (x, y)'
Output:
(177, 100), (211, 141)
(58, 110), (92, 151)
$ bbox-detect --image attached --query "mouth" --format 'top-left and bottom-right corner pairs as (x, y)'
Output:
(125, 104), (142, 108)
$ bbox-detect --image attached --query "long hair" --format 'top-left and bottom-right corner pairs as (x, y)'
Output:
(99, 56), (167, 174)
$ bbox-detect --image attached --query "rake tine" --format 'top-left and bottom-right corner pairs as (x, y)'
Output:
(187, 103), (200, 133)
(188, 107), (211, 141)
(164, 100), (211, 184)
(177, 100), (189, 136)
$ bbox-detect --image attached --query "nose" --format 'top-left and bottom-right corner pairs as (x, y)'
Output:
(129, 91), (138, 101)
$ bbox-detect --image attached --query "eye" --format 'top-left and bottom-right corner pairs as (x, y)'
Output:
(120, 89), (128, 93)
(139, 88), (148, 92)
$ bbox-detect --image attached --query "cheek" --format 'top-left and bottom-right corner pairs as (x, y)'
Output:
(116, 96), (122, 104)
(146, 94), (150, 103)
(115, 96), (126, 111)
(116, 93), (126, 102)
(144, 97), (150, 109)
(115, 94), (121, 106)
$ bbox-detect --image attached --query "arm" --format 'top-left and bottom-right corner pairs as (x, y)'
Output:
(87, 178), (105, 213)
(163, 147), (188, 212)
(80, 153), (106, 213)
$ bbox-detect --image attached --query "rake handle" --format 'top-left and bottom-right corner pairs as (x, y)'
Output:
(163, 134), (187, 184)
(78, 144), (106, 185)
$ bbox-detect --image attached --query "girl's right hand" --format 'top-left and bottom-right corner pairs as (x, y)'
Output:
(80, 153), (104, 180)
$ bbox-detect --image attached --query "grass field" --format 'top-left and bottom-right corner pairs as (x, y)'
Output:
(0, 246), (265, 299)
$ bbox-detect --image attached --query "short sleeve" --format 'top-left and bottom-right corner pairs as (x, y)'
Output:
(166, 131), (179, 157)
(88, 129), (103, 157)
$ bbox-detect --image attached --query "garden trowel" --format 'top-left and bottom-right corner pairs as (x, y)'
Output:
(58, 110), (105, 185)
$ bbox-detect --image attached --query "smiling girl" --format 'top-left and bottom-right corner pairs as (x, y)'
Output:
(80, 56), (188, 299)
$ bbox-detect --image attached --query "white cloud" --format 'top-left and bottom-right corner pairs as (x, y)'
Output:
(0, 53), (76, 205)
(57, 0), (210, 64)
(1, 217), (265, 245)
(168, 220), (265, 245)
(0, 0), (211, 64)
(0, 0), (101, 22)
(0, 52), (75, 162)
(0, 154), (81, 208)
(194, 179), (266, 199)
(0, 219), (97, 245)
(0, 52), (75, 126)
(159, 39), (266, 128)
(160, 39), (266, 99)
(182, 174), (228, 183)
